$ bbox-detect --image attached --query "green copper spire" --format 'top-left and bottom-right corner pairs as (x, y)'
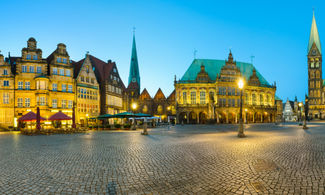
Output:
(128, 33), (140, 89)
(308, 11), (322, 54)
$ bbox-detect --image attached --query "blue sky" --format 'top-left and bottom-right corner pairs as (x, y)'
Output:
(0, 0), (323, 101)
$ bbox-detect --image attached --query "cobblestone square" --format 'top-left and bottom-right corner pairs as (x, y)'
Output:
(1, 123), (325, 194)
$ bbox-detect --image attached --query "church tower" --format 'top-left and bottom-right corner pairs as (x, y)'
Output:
(127, 33), (140, 95)
(308, 11), (322, 111)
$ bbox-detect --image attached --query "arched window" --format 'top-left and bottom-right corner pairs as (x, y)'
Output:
(316, 71), (320, 78)
(142, 105), (148, 113)
(252, 94), (256, 105)
(260, 94), (264, 105)
(157, 105), (163, 114)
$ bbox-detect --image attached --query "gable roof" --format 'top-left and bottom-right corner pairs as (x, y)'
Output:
(167, 90), (175, 101)
(72, 59), (84, 78)
(154, 88), (166, 100)
(180, 59), (271, 87)
(139, 88), (152, 100)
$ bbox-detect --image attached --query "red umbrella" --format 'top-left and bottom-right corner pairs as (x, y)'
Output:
(18, 111), (46, 121)
(36, 107), (41, 131)
(48, 111), (72, 120)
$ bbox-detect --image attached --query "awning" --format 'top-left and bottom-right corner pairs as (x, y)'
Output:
(48, 111), (72, 120)
(18, 111), (46, 121)
(97, 114), (112, 119)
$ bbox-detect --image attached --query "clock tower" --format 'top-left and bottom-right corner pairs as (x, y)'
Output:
(308, 11), (323, 118)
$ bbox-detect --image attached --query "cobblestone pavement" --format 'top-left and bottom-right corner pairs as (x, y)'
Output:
(1, 122), (325, 194)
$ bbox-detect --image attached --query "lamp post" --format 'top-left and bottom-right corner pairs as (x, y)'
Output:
(298, 102), (303, 126)
(238, 78), (245, 138)
(131, 102), (137, 130)
(303, 96), (309, 130)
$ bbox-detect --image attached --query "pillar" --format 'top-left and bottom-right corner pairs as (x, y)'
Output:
(186, 112), (189, 124)
(235, 114), (238, 124)
(261, 114), (263, 123)
(226, 114), (229, 124)
(217, 113), (220, 123)
(253, 113), (255, 123)
(197, 112), (200, 124)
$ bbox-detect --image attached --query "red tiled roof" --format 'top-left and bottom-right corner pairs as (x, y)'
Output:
(18, 111), (46, 121)
(48, 111), (72, 120)
(154, 88), (166, 100)
(72, 59), (84, 78)
(89, 55), (112, 82)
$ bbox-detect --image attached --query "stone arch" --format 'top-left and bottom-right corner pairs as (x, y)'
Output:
(199, 112), (207, 124)
(218, 112), (227, 124)
(189, 111), (197, 124)
(228, 112), (235, 124)
(179, 112), (187, 124)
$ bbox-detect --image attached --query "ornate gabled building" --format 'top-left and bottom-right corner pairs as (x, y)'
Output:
(307, 11), (325, 119)
(73, 53), (100, 126)
(175, 51), (279, 124)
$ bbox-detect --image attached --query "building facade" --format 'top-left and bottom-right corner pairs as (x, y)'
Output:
(175, 51), (278, 124)
(307, 12), (325, 119)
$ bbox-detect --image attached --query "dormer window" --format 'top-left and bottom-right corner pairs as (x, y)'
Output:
(33, 55), (37, 60)
(81, 76), (84, 82)
(63, 58), (67, 64)
(57, 57), (61, 63)
(27, 54), (31, 60)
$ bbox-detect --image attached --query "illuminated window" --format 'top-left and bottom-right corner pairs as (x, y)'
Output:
(53, 68), (58, 75)
(33, 55), (37, 60)
(157, 105), (163, 114)
(200, 91), (206, 104)
(81, 76), (84, 82)
(190, 92), (196, 104)
(62, 100), (67, 108)
(29, 66), (34, 73)
(68, 85), (72, 92)
(52, 83), (57, 91)
(3, 80), (9, 87)
(37, 66), (42, 73)
(59, 69), (64, 76)
(18, 81), (23, 89)
(266, 95), (270, 105)
(183, 92), (187, 104)
(40, 97), (46, 106)
(52, 99), (57, 108)
(68, 100), (73, 108)
(25, 98), (30, 107)
(143, 105), (148, 113)
(91, 78), (94, 84)
(25, 81), (30, 90)
(86, 77), (89, 83)
(62, 84), (66, 92)
(260, 94), (264, 105)
(3, 69), (8, 75)
(22, 65), (27, 73)
(17, 98), (23, 107)
(66, 69), (70, 77)
(37, 80), (46, 90)
(3, 93), (9, 104)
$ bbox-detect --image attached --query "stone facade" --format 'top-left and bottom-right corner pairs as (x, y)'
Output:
(175, 51), (279, 124)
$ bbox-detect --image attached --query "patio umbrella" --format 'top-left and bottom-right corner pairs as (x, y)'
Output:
(48, 111), (72, 120)
(111, 112), (136, 118)
(18, 111), (46, 121)
(97, 114), (113, 119)
(134, 113), (152, 117)
(36, 107), (41, 131)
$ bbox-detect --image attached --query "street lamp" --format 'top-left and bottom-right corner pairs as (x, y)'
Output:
(303, 96), (309, 130)
(298, 102), (303, 126)
(238, 78), (245, 138)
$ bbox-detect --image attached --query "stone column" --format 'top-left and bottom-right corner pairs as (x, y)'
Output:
(235, 114), (238, 124)
(261, 114), (263, 123)
(253, 113), (255, 123)
(186, 112), (189, 124)
(226, 114), (229, 124)
(197, 112), (200, 124)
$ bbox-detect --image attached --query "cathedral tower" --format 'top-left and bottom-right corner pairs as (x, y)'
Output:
(308, 11), (322, 111)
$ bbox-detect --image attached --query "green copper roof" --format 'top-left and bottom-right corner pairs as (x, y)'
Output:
(128, 34), (140, 88)
(308, 11), (322, 54)
(180, 59), (271, 87)
(275, 95), (282, 101)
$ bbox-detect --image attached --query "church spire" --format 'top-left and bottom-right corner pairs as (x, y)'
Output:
(128, 31), (140, 90)
(308, 11), (322, 54)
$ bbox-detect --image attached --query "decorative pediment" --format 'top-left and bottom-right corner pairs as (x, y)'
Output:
(219, 51), (241, 82)
(248, 69), (261, 86)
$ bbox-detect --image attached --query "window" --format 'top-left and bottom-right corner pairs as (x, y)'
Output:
(37, 66), (42, 73)
(113, 68), (117, 73)
(25, 81), (30, 90)
(68, 85), (72, 92)
(57, 57), (61, 63)
(33, 55), (37, 60)
(22, 65), (27, 73)
(3, 69), (8, 75)
(260, 94), (264, 105)
(183, 92), (187, 104)
(3, 80), (9, 86)
(53, 68), (58, 75)
(81, 88), (84, 98)
(252, 94), (256, 105)
(26, 54), (31, 60)
(266, 95), (270, 105)
(52, 99), (57, 108)
(81, 76), (84, 82)
(91, 78), (94, 84)
(18, 98), (23, 107)
(62, 100), (67, 108)
(62, 84), (66, 92)
(68, 100), (73, 108)
(86, 65), (89, 73)
(18, 81), (23, 89)
(52, 83), (57, 91)
(63, 58), (67, 64)
(29, 66), (34, 73)
(190, 92), (196, 104)
(200, 91), (206, 104)
(36, 80), (46, 90)
(25, 98), (30, 107)
(86, 77), (89, 83)
(59, 69), (64, 76)
(66, 69), (70, 77)
(3, 93), (9, 104)
(40, 97), (46, 106)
